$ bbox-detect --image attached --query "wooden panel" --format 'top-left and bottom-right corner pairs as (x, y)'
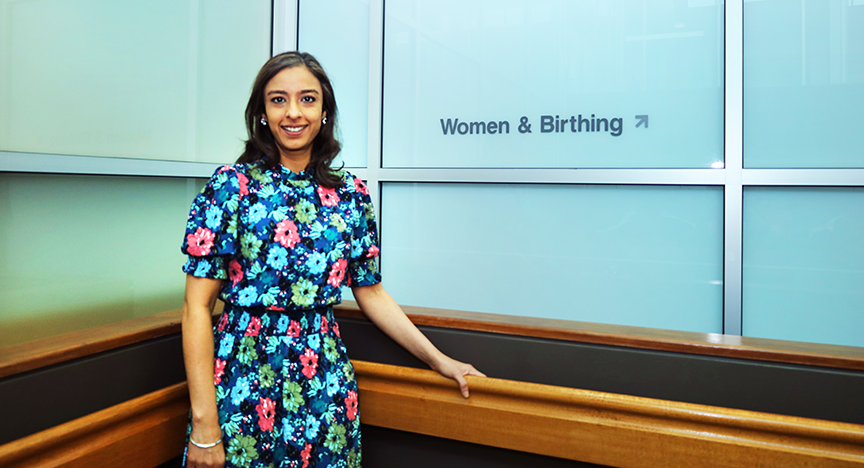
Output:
(334, 302), (864, 371)
(3, 298), (863, 383)
(0, 304), (222, 379)
(355, 361), (864, 468)
(0, 383), (189, 468)
(3, 362), (863, 468)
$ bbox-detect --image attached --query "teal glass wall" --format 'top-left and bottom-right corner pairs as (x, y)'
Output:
(0, 0), (271, 164)
(383, 0), (724, 169)
(744, 0), (864, 168)
(381, 183), (723, 332)
(743, 187), (864, 347)
(299, 0), (370, 168)
(0, 173), (202, 346)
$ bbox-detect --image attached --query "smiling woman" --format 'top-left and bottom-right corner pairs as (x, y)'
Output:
(179, 51), (484, 468)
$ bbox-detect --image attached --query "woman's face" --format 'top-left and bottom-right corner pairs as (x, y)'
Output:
(262, 66), (326, 166)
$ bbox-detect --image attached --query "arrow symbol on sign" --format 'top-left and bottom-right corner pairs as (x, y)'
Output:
(635, 115), (649, 128)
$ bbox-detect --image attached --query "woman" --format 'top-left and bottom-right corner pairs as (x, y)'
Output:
(180, 51), (484, 468)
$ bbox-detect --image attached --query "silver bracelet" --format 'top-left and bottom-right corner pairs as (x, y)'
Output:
(189, 435), (222, 449)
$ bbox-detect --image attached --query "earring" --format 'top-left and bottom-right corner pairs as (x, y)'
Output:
(260, 117), (267, 126)
(322, 117), (328, 125)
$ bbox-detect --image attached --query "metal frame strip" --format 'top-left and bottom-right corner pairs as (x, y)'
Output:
(723, 0), (744, 335)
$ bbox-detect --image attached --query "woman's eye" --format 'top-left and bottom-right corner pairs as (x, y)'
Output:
(271, 96), (285, 104)
(301, 95), (316, 103)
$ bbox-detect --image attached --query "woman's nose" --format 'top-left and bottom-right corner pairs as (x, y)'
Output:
(286, 99), (301, 118)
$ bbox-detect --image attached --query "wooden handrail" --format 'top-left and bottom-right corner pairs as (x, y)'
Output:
(338, 302), (864, 371)
(3, 362), (863, 467)
(0, 305), (222, 379)
(3, 300), (864, 380)
(0, 382), (189, 468)
(355, 361), (864, 468)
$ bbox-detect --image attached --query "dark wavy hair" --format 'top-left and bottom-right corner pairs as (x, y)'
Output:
(237, 51), (342, 188)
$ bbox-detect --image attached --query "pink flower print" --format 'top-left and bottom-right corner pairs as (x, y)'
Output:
(301, 443), (312, 468)
(345, 390), (358, 421)
(186, 227), (215, 256)
(317, 186), (340, 207)
(333, 321), (341, 338)
(256, 397), (276, 432)
(327, 259), (347, 288)
(287, 320), (301, 338)
(274, 219), (300, 249)
(353, 177), (369, 196)
(228, 260), (243, 285)
(245, 317), (261, 337)
(236, 172), (249, 197)
(367, 244), (380, 258)
(299, 348), (318, 379)
(320, 316), (329, 334)
(214, 359), (226, 385)
(216, 313), (229, 332)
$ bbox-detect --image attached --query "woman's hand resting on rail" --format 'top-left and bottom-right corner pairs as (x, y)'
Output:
(430, 354), (487, 398)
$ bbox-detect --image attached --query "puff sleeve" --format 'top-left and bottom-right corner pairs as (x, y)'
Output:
(346, 177), (382, 288)
(180, 165), (246, 279)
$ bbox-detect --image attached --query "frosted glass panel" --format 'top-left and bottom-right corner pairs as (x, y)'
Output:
(0, 0), (270, 164)
(382, 183), (723, 332)
(383, 0), (724, 168)
(743, 188), (864, 347)
(0, 173), (201, 346)
(299, 0), (370, 168)
(744, 0), (864, 168)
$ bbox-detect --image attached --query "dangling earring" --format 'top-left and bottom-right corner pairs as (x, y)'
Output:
(260, 117), (267, 126)
(322, 117), (328, 125)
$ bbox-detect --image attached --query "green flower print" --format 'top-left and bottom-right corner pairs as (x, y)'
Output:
(238, 336), (258, 365)
(259, 363), (275, 388)
(295, 199), (317, 224)
(342, 361), (354, 381)
(241, 232), (262, 259)
(291, 279), (318, 307)
(227, 435), (259, 468)
(329, 213), (347, 232)
(226, 215), (238, 236)
(324, 424), (347, 453)
(347, 449), (360, 468)
(323, 336), (339, 362)
(364, 202), (376, 221)
(249, 167), (273, 184)
(283, 380), (304, 412)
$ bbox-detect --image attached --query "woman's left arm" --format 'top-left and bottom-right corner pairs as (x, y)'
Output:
(351, 283), (485, 397)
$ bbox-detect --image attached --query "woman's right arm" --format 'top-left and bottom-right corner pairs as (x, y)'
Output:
(182, 274), (226, 468)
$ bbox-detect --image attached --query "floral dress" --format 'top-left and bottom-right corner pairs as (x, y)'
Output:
(181, 162), (380, 468)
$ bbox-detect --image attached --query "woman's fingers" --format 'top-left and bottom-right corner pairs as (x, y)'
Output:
(439, 359), (485, 398)
(453, 372), (470, 398)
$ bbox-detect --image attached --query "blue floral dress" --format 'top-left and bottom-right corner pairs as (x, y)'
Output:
(181, 162), (380, 468)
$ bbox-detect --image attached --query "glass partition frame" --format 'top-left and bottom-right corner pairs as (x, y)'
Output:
(4, 1), (864, 336)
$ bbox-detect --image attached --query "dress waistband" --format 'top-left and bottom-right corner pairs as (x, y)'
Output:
(218, 302), (337, 337)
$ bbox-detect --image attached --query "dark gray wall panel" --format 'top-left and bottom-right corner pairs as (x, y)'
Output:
(4, 314), (863, 456)
(363, 425), (604, 468)
(0, 335), (185, 444)
(337, 317), (864, 425)
(154, 425), (603, 468)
